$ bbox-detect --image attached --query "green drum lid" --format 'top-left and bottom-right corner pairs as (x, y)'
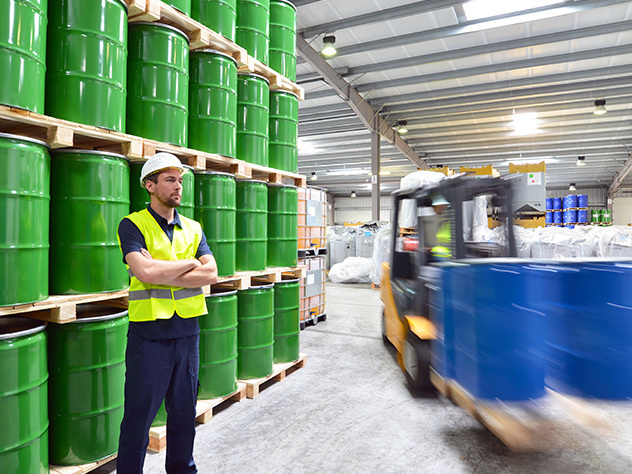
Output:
(192, 1), (237, 42)
(165, 0), (192, 14)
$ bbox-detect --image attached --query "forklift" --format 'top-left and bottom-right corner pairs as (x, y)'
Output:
(380, 175), (517, 393)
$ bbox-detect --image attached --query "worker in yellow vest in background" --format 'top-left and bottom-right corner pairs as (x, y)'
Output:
(116, 153), (218, 474)
(430, 195), (452, 261)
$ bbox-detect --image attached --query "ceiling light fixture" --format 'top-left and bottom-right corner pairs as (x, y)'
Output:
(593, 99), (607, 115)
(576, 156), (586, 167)
(350, 191), (357, 198)
(569, 183), (577, 191)
(321, 35), (337, 57)
(397, 120), (408, 134)
(311, 172), (318, 181)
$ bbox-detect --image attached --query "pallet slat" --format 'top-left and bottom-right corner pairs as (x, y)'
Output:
(239, 353), (307, 399)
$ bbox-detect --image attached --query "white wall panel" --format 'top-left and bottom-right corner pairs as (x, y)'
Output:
(333, 196), (393, 225)
(613, 197), (632, 225)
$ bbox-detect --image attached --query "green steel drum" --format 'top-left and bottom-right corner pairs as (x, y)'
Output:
(237, 73), (269, 166)
(151, 402), (167, 427)
(189, 49), (238, 158)
(0, 318), (48, 474)
(46, 0), (128, 132)
(269, 0), (296, 80)
(47, 305), (128, 465)
(237, 282), (274, 379)
(591, 209), (599, 224)
(273, 277), (299, 363)
(179, 164), (196, 219)
(129, 162), (150, 213)
(165, 0), (191, 14)
(49, 150), (130, 295)
(236, 0), (270, 64)
(127, 23), (189, 147)
(199, 290), (238, 397)
(0, 0), (47, 112)
(192, 0), (237, 41)
(269, 90), (298, 173)
(236, 179), (268, 271)
(603, 209), (612, 224)
(195, 171), (236, 277)
(267, 184), (297, 267)
(0, 134), (50, 306)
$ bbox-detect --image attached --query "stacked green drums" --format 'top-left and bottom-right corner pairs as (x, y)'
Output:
(189, 49), (238, 158)
(269, 0), (296, 81)
(46, 0), (128, 132)
(0, 0), (47, 112)
(195, 171), (236, 277)
(273, 277), (300, 363)
(238, 282), (274, 379)
(0, 318), (48, 473)
(236, 0), (270, 64)
(0, 134), (50, 306)
(268, 184), (298, 267)
(165, 0), (191, 14)
(49, 150), (130, 295)
(237, 73), (269, 166)
(199, 290), (238, 397)
(269, 90), (298, 172)
(236, 180), (268, 271)
(127, 23), (190, 147)
(179, 165), (196, 219)
(192, 0), (237, 41)
(129, 162), (150, 213)
(48, 305), (128, 465)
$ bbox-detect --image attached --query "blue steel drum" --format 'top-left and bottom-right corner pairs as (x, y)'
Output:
(577, 194), (588, 208)
(563, 209), (577, 223)
(553, 197), (562, 210)
(565, 224), (575, 229)
(553, 211), (562, 224)
(427, 263), (457, 380)
(563, 194), (578, 209)
(545, 211), (553, 224)
(545, 198), (553, 210)
(451, 259), (546, 401)
(577, 209), (588, 223)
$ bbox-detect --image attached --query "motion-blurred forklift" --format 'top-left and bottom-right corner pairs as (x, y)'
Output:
(380, 176), (517, 393)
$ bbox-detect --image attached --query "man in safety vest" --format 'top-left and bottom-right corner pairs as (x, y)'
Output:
(116, 152), (218, 474)
(430, 195), (452, 260)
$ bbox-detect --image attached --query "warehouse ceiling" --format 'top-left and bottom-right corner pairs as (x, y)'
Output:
(294, 0), (632, 197)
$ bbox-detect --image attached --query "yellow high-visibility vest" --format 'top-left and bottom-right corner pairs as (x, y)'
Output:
(431, 220), (452, 259)
(121, 209), (207, 322)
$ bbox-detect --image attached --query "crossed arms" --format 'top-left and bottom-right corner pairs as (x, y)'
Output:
(126, 249), (218, 288)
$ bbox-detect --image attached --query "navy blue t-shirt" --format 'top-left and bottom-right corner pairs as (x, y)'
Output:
(118, 206), (212, 339)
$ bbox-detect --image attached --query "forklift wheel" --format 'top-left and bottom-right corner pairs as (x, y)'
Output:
(381, 309), (390, 345)
(402, 333), (434, 395)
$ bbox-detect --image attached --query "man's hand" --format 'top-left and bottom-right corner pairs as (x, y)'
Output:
(170, 254), (218, 288)
(140, 248), (153, 260)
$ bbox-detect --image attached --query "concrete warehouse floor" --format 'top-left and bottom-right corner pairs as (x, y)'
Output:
(93, 282), (632, 474)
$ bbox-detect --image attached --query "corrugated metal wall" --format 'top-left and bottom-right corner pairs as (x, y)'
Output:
(332, 196), (393, 225)
(546, 187), (607, 207)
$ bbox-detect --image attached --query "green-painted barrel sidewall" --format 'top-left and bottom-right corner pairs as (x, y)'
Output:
(237, 74), (269, 166)
(236, 180), (268, 271)
(269, 90), (298, 173)
(267, 185), (297, 267)
(127, 23), (189, 147)
(195, 172), (236, 277)
(236, 0), (270, 64)
(49, 151), (130, 294)
(151, 401), (167, 427)
(129, 162), (150, 213)
(237, 285), (274, 379)
(0, 135), (50, 306)
(269, 0), (296, 80)
(192, 0), (237, 41)
(179, 166), (195, 219)
(47, 308), (128, 465)
(199, 292), (238, 397)
(0, 0), (48, 112)
(0, 319), (49, 473)
(189, 50), (238, 158)
(46, 0), (127, 132)
(273, 279), (299, 362)
(165, 0), (191, 14)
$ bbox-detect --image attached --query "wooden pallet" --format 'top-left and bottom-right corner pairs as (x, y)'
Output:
(148, 383), (247, 452)
(50, 454), (117, 474)
(0, 290), (129, 323)
(239, 353), (307, 399)
(208, 266), (306, 292)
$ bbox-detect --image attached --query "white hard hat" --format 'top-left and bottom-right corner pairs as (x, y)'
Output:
(432, 195), (449, 206)
(140, 152), (186, 187)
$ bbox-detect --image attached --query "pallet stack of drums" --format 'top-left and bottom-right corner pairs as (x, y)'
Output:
(545, 197), (562, 226)
(590, 208), (613, 226)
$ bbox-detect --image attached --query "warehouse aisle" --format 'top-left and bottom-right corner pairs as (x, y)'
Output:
(94, 283), (632, 474)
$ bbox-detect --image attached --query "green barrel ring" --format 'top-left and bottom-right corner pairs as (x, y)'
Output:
(237, 282), (274, 379)
(127, 22), (190, 147)
(179, 165), (196, 219)
(267, 184), (298, 267)
(269, 90), (298, 173)
(0, 133), (50, 306)
(0, 318), (49, 474)
(237, 73), (270, 166)
(189, 49), (238, 158)
(192, 0), (237, 41)
(236, 0), (270, 64)
(0, 0), (48, 112)
(49, 149), (130, 295)
(165, 0), (191, 14)
(195, 171), (236, 277)
(269, 0), (296, 81)
(47, 305), (128, 465)
(129, 162), (150, 213)
(273, 277), (300, 363)
(236, 179), (268, 272)
(199, 289), (238, 398)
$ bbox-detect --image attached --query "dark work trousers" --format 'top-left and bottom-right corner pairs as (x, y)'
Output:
(117, 332), (200, 474)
